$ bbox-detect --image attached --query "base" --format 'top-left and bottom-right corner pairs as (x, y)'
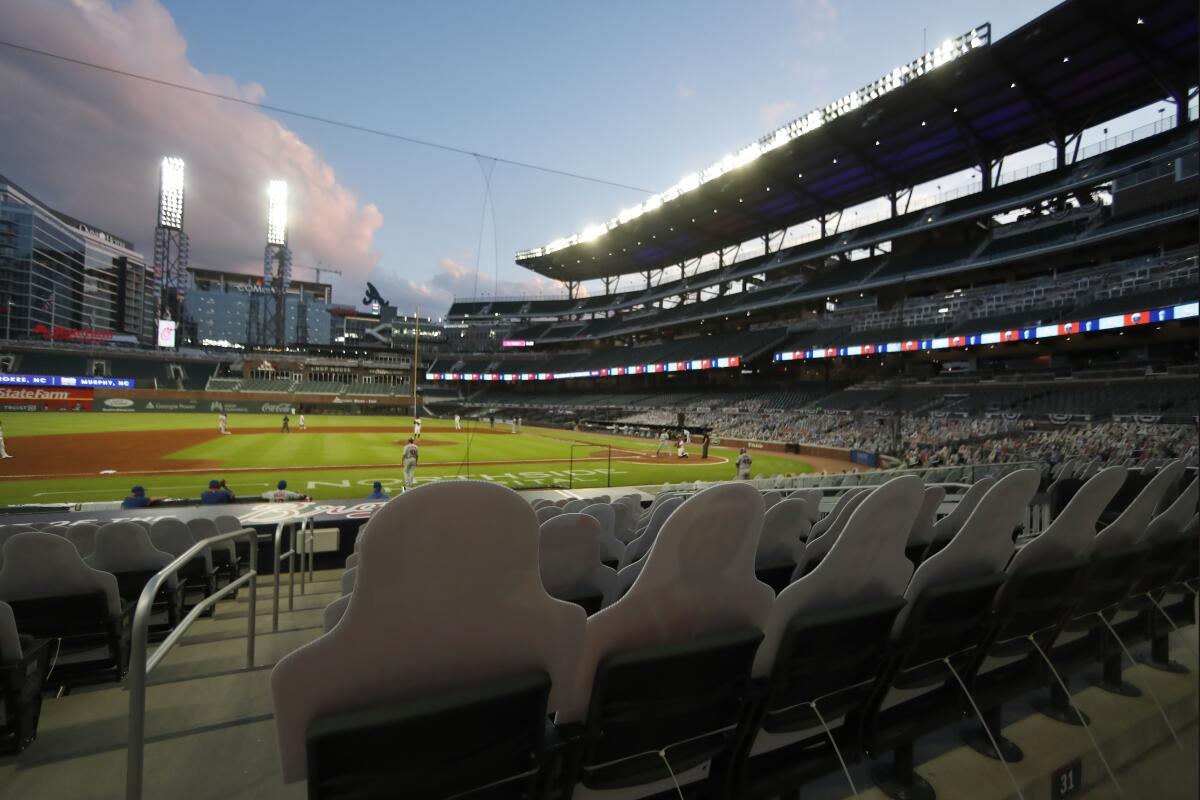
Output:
(870, 763), (936, 800)
(1142, 657), (1189, 675)
(962, 726), (1024, 763)
(1090, 674), (1142, 698)
(1031, 695), (1089, 727)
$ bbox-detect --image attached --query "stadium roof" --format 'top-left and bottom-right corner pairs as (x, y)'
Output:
(515, 0), (1198, 282)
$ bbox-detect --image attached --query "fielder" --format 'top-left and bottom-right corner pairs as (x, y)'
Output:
(454, 413), (462, 430)
(736, 448), (753, 480)
(655, 430), (669, 457)
(402, 437), (419, 490)
(298, 413), (306, 431)
(413, 417), (422, 440)
(683, 427), (691, 444)
(511, 418), (517, 434)
(0, 421), (12, 458)
(218, 412), (230, 435)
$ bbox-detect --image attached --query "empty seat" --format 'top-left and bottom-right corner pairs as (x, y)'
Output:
(64, 523), (100, 558)
(539, 514), (617, 614)
(150, 518), (216, 608)
(919, 477), (996, 562)
(0, 600), (51, 753)
(579, 504), (625, 569)
(618, 495), (683, 570)
(554, 482), (773, 796)
(85, 521), (182, 630)
(0, 533), (129, 683)
(754, 498), (812, 594)
(271, 481), (586, 789)
(535, 506), (563, 524)
(796, 489), (870, 575)
(186, 517), (240, 587)
(905, 485), (947, 564)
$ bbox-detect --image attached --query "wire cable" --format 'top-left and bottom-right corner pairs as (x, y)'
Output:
(0, 38), (653, 194)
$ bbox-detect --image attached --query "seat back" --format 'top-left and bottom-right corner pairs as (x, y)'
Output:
(0, 533), (122, 620)
(1144, 477), (1198, 543)
(906, 486), (946, 550)
(562, 499), (588, 514)
(187, 517), (235, 561)
(893, 469), (1039, 634)
(610, 501), (638, 544)
(797, 489), (870, 574)
(789, 489), (824, 522)
(755, 498), (811, 569)
(620, 496), (683, 568)
(754, 476), (923, 678)
(0, 600), (22, 663)
(86, 522), (174, 576)
(927, 477), (995, 547)
(577, 628), (764, 790)
(1047, 477), (1086, 520)
(535, 506), (562, 524)
(989, 557), (1092, 650)
(306, 671), (552, 800)
(1095, 460), (1185, 551)
(151, 518), (213, 574)
(808, 489), (861, 539)
(1008, 466), (1127, 573)
(213, 515), (245, 534)
(539, 514), (616, 612)
(580, 504), (625, 566)
(64, 524), (100, 558)
(558, 482), (773, 724)
(270, 481), (585, 783)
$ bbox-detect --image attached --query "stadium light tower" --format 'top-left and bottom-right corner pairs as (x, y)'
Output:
(260, 179), (292, 347)
(154, 156), (190, 332)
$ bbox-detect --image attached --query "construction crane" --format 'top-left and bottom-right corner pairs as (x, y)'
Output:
(293, 261), (342, 303)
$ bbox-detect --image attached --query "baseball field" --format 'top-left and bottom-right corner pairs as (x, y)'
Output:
(0, 413), (832, 506)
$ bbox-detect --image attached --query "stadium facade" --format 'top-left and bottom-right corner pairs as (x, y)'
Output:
(187, 267), (342, 347)
(0, 174), (157, 345)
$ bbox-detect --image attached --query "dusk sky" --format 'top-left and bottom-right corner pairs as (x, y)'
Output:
(1, 0), (1161, 316)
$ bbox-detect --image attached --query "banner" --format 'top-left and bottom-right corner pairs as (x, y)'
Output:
(850, 449), (878, 467)
(0, 386), (92, 410)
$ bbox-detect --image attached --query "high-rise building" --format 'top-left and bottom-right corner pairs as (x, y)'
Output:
(0, 174), (156, 343)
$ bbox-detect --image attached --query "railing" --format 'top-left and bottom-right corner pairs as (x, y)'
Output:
(125, 526), (260, 800)
(272, 517), (316, 631)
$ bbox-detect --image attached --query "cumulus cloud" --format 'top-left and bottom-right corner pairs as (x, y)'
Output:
(0, 0), (383, 301)
(792, 0), (838, 46)
(370, 256), (567, 318)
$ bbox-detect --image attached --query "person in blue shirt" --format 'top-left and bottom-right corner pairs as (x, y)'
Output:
(122, 485), (154, 509)
(200, 479), (235, 505)
(365, 481), (389, 501)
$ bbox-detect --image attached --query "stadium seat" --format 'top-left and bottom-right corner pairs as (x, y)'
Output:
(904, 485), (947, 564)
(788, 489), (824, 522)
(562, 499), (588, 514)
(0, 532), (130, 684)
(863, 469), (1039, 799)
(535, 505), (563, 524)
(918, 477), (996, 563)
(213, 514), (254, 565)
(962, 466), (1127, 762)
(754, 498), (812, 594)
(64, 523), (100, 558)
(538, 513), (617, 614)
(150, 518), (216, 611)
(578, 504), (625, 569)
(0, 600), (50, 754)
(730, 475), (923, 798)
(186, 518), (240, 589)
(1094, 460), (1184, 551)
(807, 488), (863, 541)
(618, 495), (683, 570)
(270, 480), (586, 788)
(610, 500), (638, 543)
(796, 489), (871, 576)
(85, 521), (183, 632)
(553, 482), (772, 797)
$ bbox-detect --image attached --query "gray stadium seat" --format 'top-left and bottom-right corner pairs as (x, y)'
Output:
(538, 513), (617, 614)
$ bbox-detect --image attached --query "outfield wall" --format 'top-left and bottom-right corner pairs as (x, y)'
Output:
(87, 388), (420, 414)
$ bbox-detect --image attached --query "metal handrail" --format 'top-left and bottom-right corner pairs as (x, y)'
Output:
(272, 521), (294, 631)
(126, 526), (259, 800)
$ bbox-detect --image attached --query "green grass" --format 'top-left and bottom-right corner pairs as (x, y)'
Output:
(0, 413), (816, 505)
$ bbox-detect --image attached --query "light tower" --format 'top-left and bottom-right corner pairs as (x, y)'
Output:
(154, 157), (189, 330)
(260, 179), (292, 347)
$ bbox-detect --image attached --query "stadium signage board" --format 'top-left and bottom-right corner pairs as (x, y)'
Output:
(424, 355), (743, 383)
(0, 500), (387, 529)
(772, 302), (1198, 364)
(0, 373), (132, 388)
(0, 386), (93, 409)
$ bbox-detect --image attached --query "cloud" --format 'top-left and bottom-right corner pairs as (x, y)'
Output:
(791, 0), (838, 46)
(0, 0), (382, 303)
(676, 81), (695, 100)
(370, 257), (566, 319)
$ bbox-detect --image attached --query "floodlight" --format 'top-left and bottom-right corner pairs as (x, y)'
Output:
(267, 180), (288, 245)
(158, 157), (185, 229)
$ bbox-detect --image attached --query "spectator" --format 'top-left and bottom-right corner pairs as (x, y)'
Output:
(263, 479), (310, 503)
(121, 485), (161, 509)
(201, 479), (235, 505)
(365, 481), (390, 501)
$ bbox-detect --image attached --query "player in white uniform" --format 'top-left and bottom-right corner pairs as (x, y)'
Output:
(402, 437), (419, 490)
(0, 421), (11, 458)
(655, 430), (669, 457)
(511, 418), (517, 434)
(736, 448), (753, 480)
(676, 438), (688, 459)
(454, 413), (462, 430)
(218, 412), (230, 435)
(298, 414), (306, 430)
(683, 427), (691, 444)
(413, 417), (422, 440)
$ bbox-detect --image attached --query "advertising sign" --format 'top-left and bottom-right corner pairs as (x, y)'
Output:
(157, 319), (177, 348)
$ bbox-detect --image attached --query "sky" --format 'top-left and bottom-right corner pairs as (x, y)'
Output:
(0, 0), (1167, 317)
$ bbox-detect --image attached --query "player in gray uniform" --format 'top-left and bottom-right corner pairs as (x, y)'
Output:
(736, 448), (753, 480)
(655, 430), (669, 457)
(402, 437), (419, 490)
(0, 421), (12, 458)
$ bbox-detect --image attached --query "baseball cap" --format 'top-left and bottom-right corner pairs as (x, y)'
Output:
(277, 480), (288, 490)
(131, 485), (145, 495)
(208, 480), (220, 489)
(373, 481), (382, 490)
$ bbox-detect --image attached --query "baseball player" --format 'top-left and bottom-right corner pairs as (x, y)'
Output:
(735, 448), (753, 480)
(218, 412), (230, 435)
(454, 413), (462, 430)
(298, 413), (306, 431)
(655, 430), (669, 458)
(676, 438), (688, 459)
(281, 415), (290, 433)
(0, 421), (12, 459)
(263, 479), (309, 502)
(511, 418), (517, 434)
(517, 417), (522, 432)
(402, 437), (419, 490)
(413, 417), (422, 440)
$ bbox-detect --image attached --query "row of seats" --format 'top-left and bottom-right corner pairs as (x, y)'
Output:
(269, 464), (1197, 798)
(0, 515), (252, 752)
